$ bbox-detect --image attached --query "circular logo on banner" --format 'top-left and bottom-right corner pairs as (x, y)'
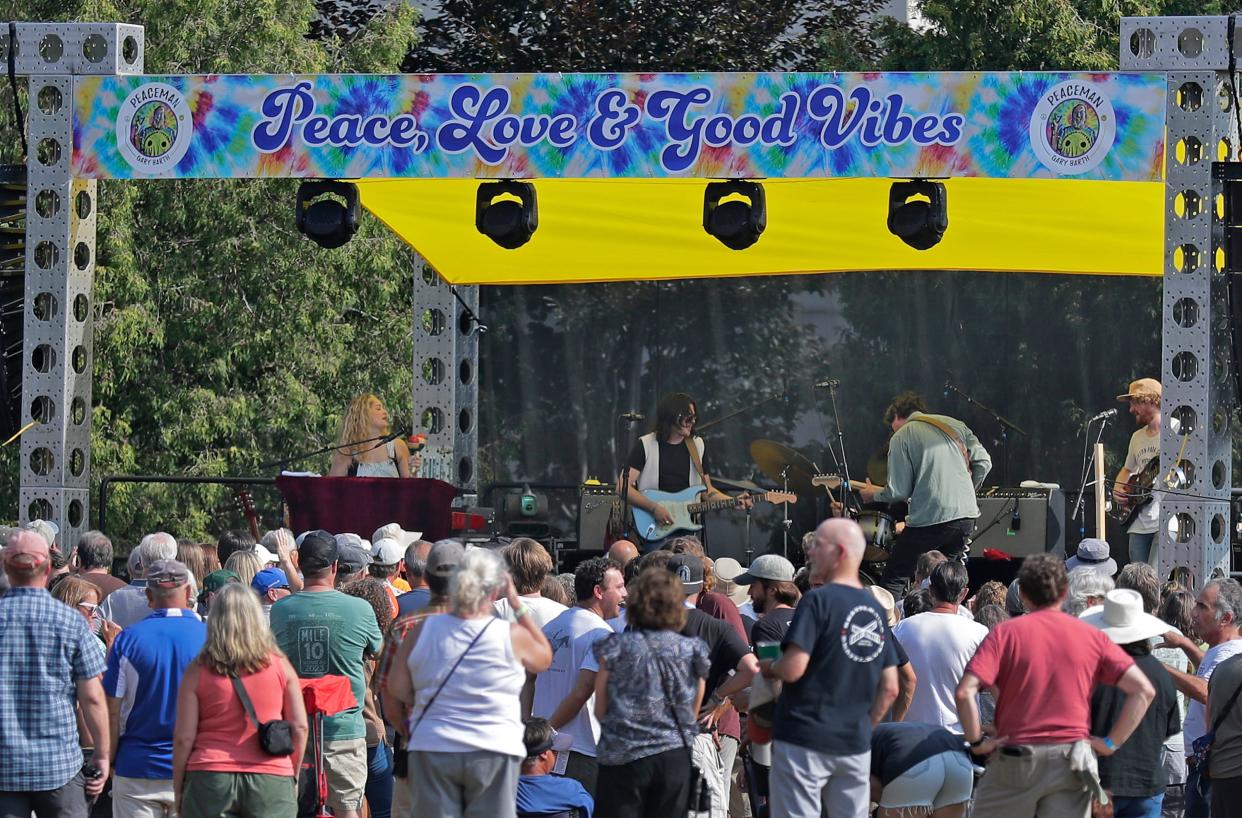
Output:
(1029, 81), (1116, 175)
(839, 604), (886, 663)
(116, 83), (192, 173)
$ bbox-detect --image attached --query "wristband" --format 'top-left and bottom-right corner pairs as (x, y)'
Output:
(515, 604), (533, 620)
(1101, 736), (1116, 751)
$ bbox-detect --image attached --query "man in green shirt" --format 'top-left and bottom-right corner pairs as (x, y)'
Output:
(271, 530), (382, 818)
(859, 391), (991, 596)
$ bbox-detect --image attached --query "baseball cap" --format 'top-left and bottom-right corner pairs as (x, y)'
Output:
(23, 518), (58, 548)
(372, 537), (404, 566)
(736, 554), (796, 585)
(426, 540), (465, 578)
(202, 569), (241, 594)
(298, 529), (339, 572)
(667, 553), (704, 594)
(252, 567), (290, 595)
(4, 530), (49, 569)
(147, 559), (191, 588)
(524, 727), (573, 758)
(1066, 538), (1117, 577)
(337, 540), (373, 574)
(373, 523), (421, 548)
(253, 543), (279, 566)
(1117, 378), (1161, 402)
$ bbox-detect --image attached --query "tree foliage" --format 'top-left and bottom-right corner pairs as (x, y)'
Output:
(0, 0), (417, 542)
(405, 0), (883, 72)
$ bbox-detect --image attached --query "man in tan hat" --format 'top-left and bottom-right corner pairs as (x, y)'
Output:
(1113, 378), (1162, 566)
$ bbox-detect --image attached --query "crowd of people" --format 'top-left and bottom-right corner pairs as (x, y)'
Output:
(2, 513), (1241, 818)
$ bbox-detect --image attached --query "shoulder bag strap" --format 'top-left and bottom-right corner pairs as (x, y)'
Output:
(685, 437), (708, 486)
(908, 415), (970, 472)
(229, 673), (264, 732)
(409, 617), (496, 739)
(641, 632), (692, 752)
(1209, 674), (1242, 737)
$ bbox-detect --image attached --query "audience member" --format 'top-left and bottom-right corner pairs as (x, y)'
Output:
(197, 569), (240, 616)
(342, 577), (397, 818)
(396, 540), (434, 616)
(335, 536), (373, 587)
(271, 530), (382, 818)
(869, 585), (899, 627)
(893, 561), (988, 734)
(712, 556), (755, 620)
(1169, 565), (1196, 594)
(214, 530), (255, 568)
(74, 530), (126, 599)
(765, 519), (900, 818)
(957, 553), (1154, 817)
(903, 588), (933, 619)
(176, 541), (210, 594)
(518, 718), (594, 818)
(1004, 578), (1026, 617)
(1207, 651), (1242, 815)
(104, 559), (207, 817)
(1154, 584), (1193, 803)
(592, 568), (708, 818)
(251, 567), (291, 621)
(912, 550), (947, 590)
(969, 580), (1006, 614)
(172, 584), (307, 818)
(1065, 537), (1118, 578)
(1065, 567), (1115, 617)
(1158, 577), (1242, 817)
(52, 574), (120, 649)
(370, 537), (409, 595)
(257, 528), (303, 592)
(542, 573), (573, 607)
(974, 604), (1009, 631)
(101, 532), (178, 628)
(868, 584), (917, 723)
(222, 549), (262, 589)
(1116, 561), (1162, 614)
(1082, 589), (1181, 818)
(496, 538), (567, 626)
(538, 557), (627, 795)
(605, 540), (639, 571)
(386, 548), (552, 818)
(0, 531), (110, 812)
(870, 722), (973, 818)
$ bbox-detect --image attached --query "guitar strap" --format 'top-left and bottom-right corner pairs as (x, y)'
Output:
(685, 437), (708, 487)
(909, 416), (970, 474)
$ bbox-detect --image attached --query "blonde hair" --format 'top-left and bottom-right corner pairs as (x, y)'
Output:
(198, 584), (280, 675)
(51, 576), (100, 612)
(335, 393), (387, 458)
(223, 549), (262, 588)
(451, 548), (507, 615)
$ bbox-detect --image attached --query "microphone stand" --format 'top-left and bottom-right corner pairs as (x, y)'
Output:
(1071, 415), (1113, 538)
(944, 380), (1026, 486)
(694, 386), (791, 434)
(616, 414), (644, 541)
(823, 381), (860, 517)
(257, 432), (400, 473)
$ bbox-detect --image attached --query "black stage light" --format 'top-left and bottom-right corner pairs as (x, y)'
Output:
(295, 181), (360, 249)
(887, 180), (948, 250)
(476, 181), (538, 249)
(703, 180), (766, 250)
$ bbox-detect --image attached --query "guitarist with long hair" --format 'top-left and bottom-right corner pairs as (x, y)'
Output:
(1113, 378), (1162, 565)
(622, 392), (751, 546)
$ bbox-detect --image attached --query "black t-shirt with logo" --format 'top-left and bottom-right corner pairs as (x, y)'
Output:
(1090, 653), (1180, 797)
(751, 606), (795, 648)
(774, 583), (898, 755)
(681, 607), (750, 698)
(626, 438), (711, 494)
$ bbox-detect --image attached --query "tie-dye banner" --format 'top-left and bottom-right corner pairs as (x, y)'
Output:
(72, 72), (1166, 181)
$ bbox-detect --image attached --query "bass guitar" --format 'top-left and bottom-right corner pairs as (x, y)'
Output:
(632, 487), (797, 543)
(1110, 456), (1161, 528)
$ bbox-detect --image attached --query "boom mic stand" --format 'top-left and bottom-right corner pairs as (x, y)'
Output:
(944, 379), (1026, 486)
(257, 431), (403, 473)
(822, 380), (859, 517)
(615, 413), (644, 541)
(1072, 413), (1114, 538)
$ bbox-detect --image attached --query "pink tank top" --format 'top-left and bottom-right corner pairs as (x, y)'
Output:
(187, 655), (294, 776)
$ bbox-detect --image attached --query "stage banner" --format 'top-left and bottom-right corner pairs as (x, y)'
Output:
(72, 72), (1166, 181)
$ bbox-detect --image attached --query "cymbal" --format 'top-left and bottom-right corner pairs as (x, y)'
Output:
(749, 439), (818, 496)
(712, 476), (764, 493)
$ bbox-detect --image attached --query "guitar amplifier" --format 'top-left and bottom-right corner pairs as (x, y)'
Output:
(577, 484), (619, 552)
(970, 489), (1067, 558)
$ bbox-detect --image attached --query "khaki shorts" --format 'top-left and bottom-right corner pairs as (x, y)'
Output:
(322, 737), (368, 811)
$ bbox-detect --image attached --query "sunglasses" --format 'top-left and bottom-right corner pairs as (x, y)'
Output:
(677, 413), (697, 424)
(77, 601), (99, 615)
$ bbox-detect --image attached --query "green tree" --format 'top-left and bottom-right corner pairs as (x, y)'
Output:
(0, 0), (417, 542)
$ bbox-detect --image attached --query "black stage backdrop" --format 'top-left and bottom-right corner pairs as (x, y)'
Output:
(477, 270), (1170, 560)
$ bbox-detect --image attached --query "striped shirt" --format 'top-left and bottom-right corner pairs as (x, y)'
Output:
(0, 586), (106, 790)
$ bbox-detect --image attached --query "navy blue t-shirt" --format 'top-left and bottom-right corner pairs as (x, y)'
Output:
(396, 587), (431, 618)
(871, 722), (966, 786)
(774, 584), (897, 755)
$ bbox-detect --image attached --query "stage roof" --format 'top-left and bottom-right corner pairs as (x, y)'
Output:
(356, 177), (1164, 285)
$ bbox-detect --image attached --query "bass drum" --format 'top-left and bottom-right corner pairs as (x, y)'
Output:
(856, 510), (895, 562)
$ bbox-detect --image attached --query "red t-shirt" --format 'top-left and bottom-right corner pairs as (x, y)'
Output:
(187, 655), (294, 776)
(965, 608), (1133, 744)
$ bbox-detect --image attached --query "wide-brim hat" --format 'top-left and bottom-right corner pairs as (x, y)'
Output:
(1117, 378), (1161, 402)
(1080, 589), (1169, 645)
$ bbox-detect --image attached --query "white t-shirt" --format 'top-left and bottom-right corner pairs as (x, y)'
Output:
(892, 611), (989, 733)
(1184, 638), (1242, 747)
(1124, 426), (1161, 535)
(493, 595), (567, 629)
(532, 607), (613, 756)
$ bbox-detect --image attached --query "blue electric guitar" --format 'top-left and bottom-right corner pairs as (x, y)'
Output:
(632, 487), (798, 543)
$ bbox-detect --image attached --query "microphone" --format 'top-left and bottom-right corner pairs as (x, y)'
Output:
(1087, 408), (1118, 423)
(619, 412), (645, 422)
(944, 379), (952, 397)
(382, 427), (407, 443)
(814, 379), (840, 389)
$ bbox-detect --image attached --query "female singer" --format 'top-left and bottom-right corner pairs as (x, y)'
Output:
(329, 394), (418, 477)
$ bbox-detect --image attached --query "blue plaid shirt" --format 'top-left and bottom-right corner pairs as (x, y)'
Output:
(0, 586), (106, 791)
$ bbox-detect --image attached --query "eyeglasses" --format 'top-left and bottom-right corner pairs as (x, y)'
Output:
(677, 413), (697, 424)
(77, 602), (99, 616)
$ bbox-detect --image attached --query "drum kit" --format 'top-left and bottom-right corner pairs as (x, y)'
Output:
(746, 439), (894, 567)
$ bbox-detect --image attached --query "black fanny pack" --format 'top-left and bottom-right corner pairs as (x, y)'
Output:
(230, 673), (295, 756)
